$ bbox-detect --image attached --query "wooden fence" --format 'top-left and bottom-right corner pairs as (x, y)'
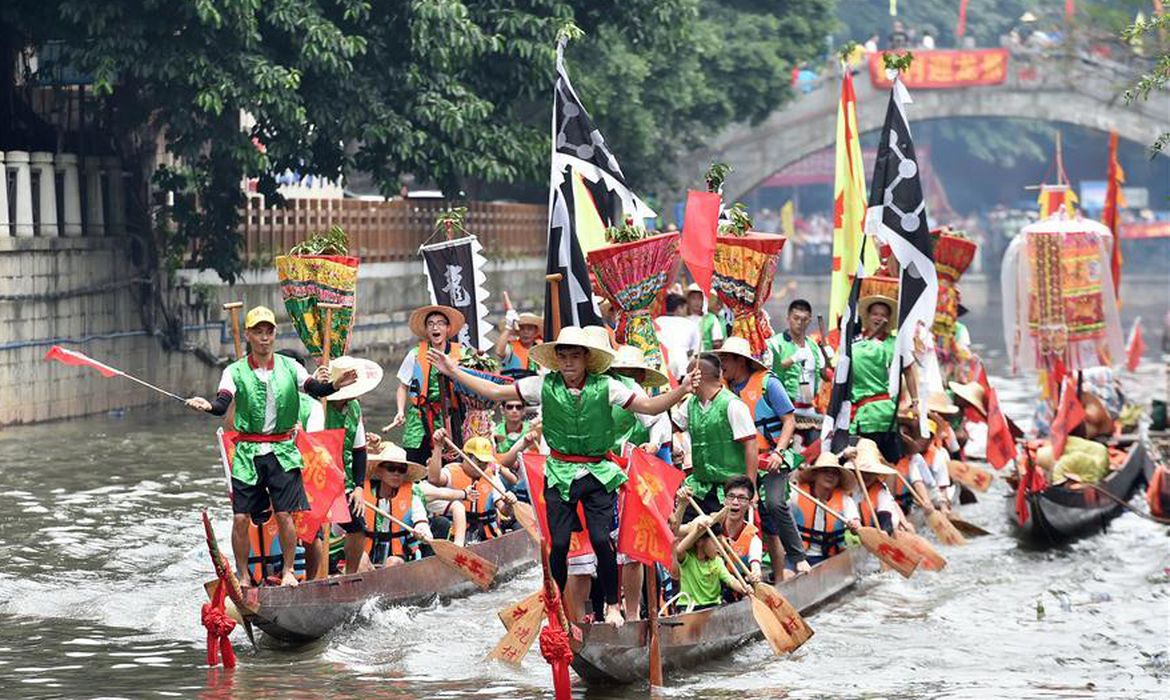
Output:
(238, 197), (548, 262)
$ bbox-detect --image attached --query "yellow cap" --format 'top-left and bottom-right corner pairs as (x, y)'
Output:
(244, 306), (277, 329)
(462, 436), (496, 463)
(926, 418), (939, 435)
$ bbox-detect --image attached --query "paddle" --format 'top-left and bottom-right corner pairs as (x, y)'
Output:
(363, 499), (497, 590)
(488, 589), (546, 665)
(891, 472), (967, 546)
(442, 436), (542, 543)
(946, 514), (992, 537)
(851, 460), (946, 572)
(947, 459), (994, 492)
(789, 484), (921, 578)
(222, 301), (244, 359)
(684, 496), (804, 654)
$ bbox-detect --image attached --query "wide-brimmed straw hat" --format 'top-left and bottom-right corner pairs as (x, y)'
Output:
(327, 355), (384, 402)
(948, 381), (986, 416)
(409, 305), (465, 340)
(851, 438), (898, 475)
(517, 312), (543, 328)
(926, 392), (960, 416)
(610, 345), (669, 389)
(368, 441), (426, 482)
(798, 451), (858, 491)
(858, 276), (899, 325)
(530, 326), (616, 374)
(713, 336), (767, 372)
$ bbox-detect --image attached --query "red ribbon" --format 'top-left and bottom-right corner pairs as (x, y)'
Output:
(539, 581), (573, 700)
(201, 582), (237, 669)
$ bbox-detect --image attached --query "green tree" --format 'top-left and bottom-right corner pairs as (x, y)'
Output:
(1123, 13), (1170, 154)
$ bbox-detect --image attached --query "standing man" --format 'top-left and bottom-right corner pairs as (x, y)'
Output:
(186, 306), (357, 587)
(426, 326), (697, 627)
(850, 290), (917, 464)
(495, 311), (543, 379)
(767, 299), (831, 444)
(715, 337), (809, 578)
(389, 305), (466, 465)
(655, 293), (701, 381)
(685, 283), (726, 351)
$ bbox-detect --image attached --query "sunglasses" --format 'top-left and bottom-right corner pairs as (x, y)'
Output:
(504, 404), (525, 411)
(383, 463), (409, 474)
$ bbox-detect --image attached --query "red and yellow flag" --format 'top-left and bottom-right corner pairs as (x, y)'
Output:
(1102, 130), (1126, 303)
(616, 449), (684, 568)
(1037, 184), (1078, 219)
(523, 454), (592, 557)
(830, 71), (876, 327)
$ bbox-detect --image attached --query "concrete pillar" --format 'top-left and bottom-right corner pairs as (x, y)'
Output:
(0, 151), (8, 237)
(30, 152), (59, 237)
(56, 153), (82, 236)
(102, 156), (126, 236)
(8, 151), (35, 237)
(83, 156), (105, 236)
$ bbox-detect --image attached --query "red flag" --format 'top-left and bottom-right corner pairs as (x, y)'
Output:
(523, 454), (592, 557)
(1125, 317), (1145, 372)
(955, 0), (970, 37)
(1014, 452), (1048, 524)
(616, 449), (685, 568)
(976, 363), (1017, 470)
(293, 429), (349, 541)
(680, 190), (721, 295)
(44, 345), (122, 378)
(1102, 131), (1126, 304)
(1050, 378), (1085, 460)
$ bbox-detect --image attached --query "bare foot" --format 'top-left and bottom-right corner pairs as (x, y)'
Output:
(280, 571), (299, 587)
(237, 574), (253, 590)
(604, 604), (625, 628)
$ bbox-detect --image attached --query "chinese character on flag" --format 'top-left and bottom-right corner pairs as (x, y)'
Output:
(522, 454), (593, 557)
(616, 449), (685, 568)
(293, 429), (349, 541)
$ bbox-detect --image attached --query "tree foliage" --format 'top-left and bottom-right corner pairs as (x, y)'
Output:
(1123, 13), (1170, 155)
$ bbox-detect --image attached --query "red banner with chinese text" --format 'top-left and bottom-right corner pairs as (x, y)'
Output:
(616, 450), (685, 568)
(522, 454), (593, 557)
(869, 49), (1009, 89)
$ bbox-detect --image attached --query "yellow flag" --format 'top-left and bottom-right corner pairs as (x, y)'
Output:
(829, 71), (877, 327)
(781, 200), (795, 239)
(572, 170), (609, 253)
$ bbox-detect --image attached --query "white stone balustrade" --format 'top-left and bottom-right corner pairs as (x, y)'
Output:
(0, 151), (119, 238)
(8, 151), (35, 237)
(0, 151), (9, 237)
(83, 156), (105, 236)
(56, 154), (82, 237)
(31, 152), (59, 237)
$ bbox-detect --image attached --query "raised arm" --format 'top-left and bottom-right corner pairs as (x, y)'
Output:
(427, 348), (517, 403)
(494, 325), (515, 360)
(627, 368), (699, 415)
(427, 428), (450, 487)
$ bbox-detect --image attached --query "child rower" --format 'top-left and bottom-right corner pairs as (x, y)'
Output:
(426, 429), (518, 545)
(720, 475), (764, 581)
(850, 439), (900, 535)
(674, 514), (753, 611)
(365, 442), (434, 566)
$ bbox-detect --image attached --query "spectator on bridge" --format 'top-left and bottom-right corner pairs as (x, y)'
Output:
(920, 29), (936, 50)
(889, 21), (909, 50)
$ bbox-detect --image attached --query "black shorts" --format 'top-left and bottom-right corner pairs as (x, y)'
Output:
(231, 452), (310, 516)
(339, 495), (366, 534)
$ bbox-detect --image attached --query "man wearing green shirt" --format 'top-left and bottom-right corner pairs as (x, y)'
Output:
(686, 283), (726, 351)
(849, 293), (917, 463)
(389, 305), (466, 466)
(428, 325), (696, 627)
(767, 299), (831, 435)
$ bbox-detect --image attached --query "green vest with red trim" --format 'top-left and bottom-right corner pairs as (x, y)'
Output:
(228, 354), (304, 484)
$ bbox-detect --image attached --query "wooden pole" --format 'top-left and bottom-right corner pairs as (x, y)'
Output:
(317, 302), (344, 580)
(546, 273), (564, 337)
(645, 563), (663, 687)
(223, 302), (244, 359)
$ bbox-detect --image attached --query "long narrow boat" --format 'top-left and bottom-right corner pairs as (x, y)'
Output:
(1007, 441), (1150, 548)
(209, 528), (537, 644)
(569, 548), (868, 685)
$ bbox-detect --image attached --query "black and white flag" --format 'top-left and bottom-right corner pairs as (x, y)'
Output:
(821, 259), (865, 454)
(545, 37), (655, 336)
(864, 73), (937, 407)
(421, 235), (491, 352)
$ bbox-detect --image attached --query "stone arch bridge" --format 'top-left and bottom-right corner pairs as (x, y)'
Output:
(691, 49), (1169, 202)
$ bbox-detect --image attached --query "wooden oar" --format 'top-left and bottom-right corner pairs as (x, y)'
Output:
(222, 301), (244, 359)
(851, 461), (946, 572)
(442, 436), (542, 543)
(684, 496), (804, 654)
(946, 513), (992, 537)
(364, 499), (497, 590)
(891, 472), (967, 546)
(546, 273), (564, 336)
(789, 484), (921, 578)
(947, 459), (993, 493)
(488, 589), (546, 665)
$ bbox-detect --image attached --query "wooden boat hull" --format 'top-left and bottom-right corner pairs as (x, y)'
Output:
(235, 528), (537, 644)
(568, 548), (867, 685)
(1008, 441), (1150, 548)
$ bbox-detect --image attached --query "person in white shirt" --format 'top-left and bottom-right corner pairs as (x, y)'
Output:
(655, 293), (702, 381)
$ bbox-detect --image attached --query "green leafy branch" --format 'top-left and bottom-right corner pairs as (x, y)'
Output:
(719, 202), (752, 237)
(705, 161), (732, 193)
(434, 206), (469, 238)
(289, 225), (349, 255)
(882, 51), (914, 73)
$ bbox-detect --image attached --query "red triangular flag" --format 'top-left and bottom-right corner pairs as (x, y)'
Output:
(976, 363), (1017, 470)
(44, 345), (123, 378)
(616, 449), (685, 568)
(1125, 317), (1145, 372)
(680, 190), (721, 295)
(1049, 377), (1085, 460)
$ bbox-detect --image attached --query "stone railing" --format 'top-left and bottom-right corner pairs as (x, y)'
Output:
(0, 151), (125, 238)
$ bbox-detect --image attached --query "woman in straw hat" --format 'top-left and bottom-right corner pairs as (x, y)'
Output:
(850, 439), (900, 535)
(789, 451), (862, 565)
(426, 325), (698, 627)
(713, 336), (809, 579)
(389, 304), (467, 465)
(365, 441), (434, 566)
(495, 310), (544, 379)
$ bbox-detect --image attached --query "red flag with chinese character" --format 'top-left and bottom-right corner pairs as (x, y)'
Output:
(681, 190), (721, 295)
(523, 454), (592, 557)
(616, 449), (685, 568)
(293, 429), (349, 540)
(1102, 131), (1127, 303)
(1050, 378), (1085, 460)
(1125, 317), (1145, 372)
(975, 363), (1017, 470)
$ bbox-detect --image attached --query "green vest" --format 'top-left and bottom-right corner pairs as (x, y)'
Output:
(767, 332), (822, 402)
(686, 389), (748, 498)
(297, 393), (315, 428)
(541, 373), (626, 500)
(326, 400), (363, 489)
(609, 374), (651, 452)
(700, 313), (720, 352)
(229, 354), (304, 485)
(850, 334), (897, 433)
(495, 420), (530, 454)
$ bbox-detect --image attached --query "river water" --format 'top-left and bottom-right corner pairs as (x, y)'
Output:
(1, 295), (1167, 699)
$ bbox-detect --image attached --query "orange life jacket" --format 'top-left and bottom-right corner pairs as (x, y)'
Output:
(793, 489), (847, 556)
(726, 519), (759, 564)
(733, 370), (785, 451)
(412, 341), (463, 408)
(857, 481), (886, 528)
(890, 457), (915, 512)
(510, 340), (534, 370)
(447, 462), (501, 539)
(365, 480), (418, 562)
(247, 515), (305, 584)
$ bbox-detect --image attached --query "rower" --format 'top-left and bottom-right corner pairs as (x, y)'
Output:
(789, 451), (862, 566)
(493, 399), (534, 502)
(390, 304), (466, 466)
(766, 299), (831, 445)
(720, 475), (764, 580)
(851, 439), (900, 535)
(850, 281), (919, 463)
(676, 353), (758, 518)
(186, 306), (357, 588)
(364, 441), (433, 566)
(427, 325), (697, 627)
(674, 513), (752, 612)
(713, 336), (808, 580)
(894, 421), (945, 520)
(685, 283), (726, 351)
(427, 430), (518, 543)
(495, 311), (543, 379)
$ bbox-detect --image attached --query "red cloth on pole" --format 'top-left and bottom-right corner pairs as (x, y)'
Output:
(955, 0), (970, 37)
(292, 429), (348, 541)
(1125, 318), (1146, 372)
(1102, 131), (1126, 303)
(43, 345), (122, 377)
(524, 455), (593, 556)
(1050, 377), (1085, 460)
(681, 190), (721, 295)
(201, 582), (237, 668)
(616, 450), (685, 568)
(976, 363), (1017, 470)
